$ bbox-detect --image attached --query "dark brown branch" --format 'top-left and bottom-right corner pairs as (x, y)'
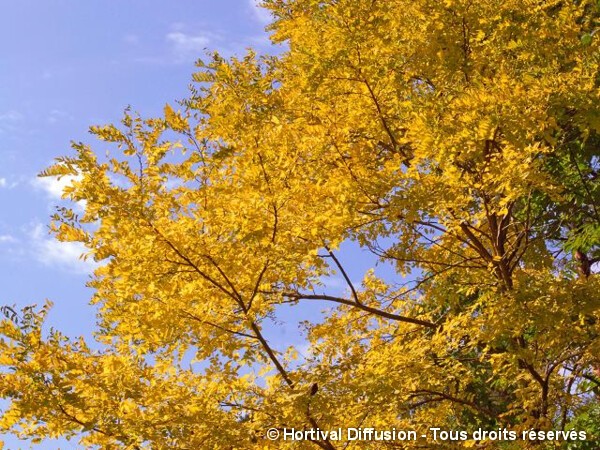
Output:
(409, 389), (495, 419)
(247, 261), (270, 311)
(150, 223), (239, 303)
(181, 309), (257, 340)
(323, 244), (362, 306)
(459, 222), (493, 261)
(281, 292), (437, 329)
(204, 254), (245, 304)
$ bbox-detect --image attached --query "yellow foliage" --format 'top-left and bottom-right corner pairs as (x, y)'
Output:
(1, 0), (600, 448)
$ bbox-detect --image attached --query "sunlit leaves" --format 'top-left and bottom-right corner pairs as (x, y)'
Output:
(1, 0), (600, 448)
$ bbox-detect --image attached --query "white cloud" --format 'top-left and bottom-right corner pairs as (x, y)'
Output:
(47, 109), (73, 124)
(0, 177), (19, 189)
(134, 22), (273, 67)
(248, 0), (272, 25)
(0, 234), (16, 244)
(166, 31), (211, 62)
(32, 174), (81, 200)
(0, 110), (24, 133)
(0, 110), (24, 122)
(32, 174), (87, 212)
(30, 223), (98, 275)
(1, 222), (98, 275)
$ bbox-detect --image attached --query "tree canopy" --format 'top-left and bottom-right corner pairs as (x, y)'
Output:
(1, 0), (600, 448)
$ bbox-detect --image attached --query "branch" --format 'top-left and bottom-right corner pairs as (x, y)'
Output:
(281, 292), (437, 329)
(409, 389), (495, 419)
(150, 223), (240, 303)
(323, 244), (362, 306)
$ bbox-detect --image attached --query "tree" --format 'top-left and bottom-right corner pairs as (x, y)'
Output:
(1, 0), (599, 448)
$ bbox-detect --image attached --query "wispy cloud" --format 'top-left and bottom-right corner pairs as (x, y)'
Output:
(47, 109), (73, 124)
(32, 174), (87, 212)
(30, 223), (98, 275)
(32, 174), (81, 200)
(166, 31), (211, 62)
(0, 110), (24, 122)
(248, 0), (272, 25)
(0, 220), (97, 275)
(0, 110), (24, 133)
(133, 28), (213, 65)
(0, 234), (17, 244)
(133, 21), (274, 67)
(0, 177), (19, 189)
